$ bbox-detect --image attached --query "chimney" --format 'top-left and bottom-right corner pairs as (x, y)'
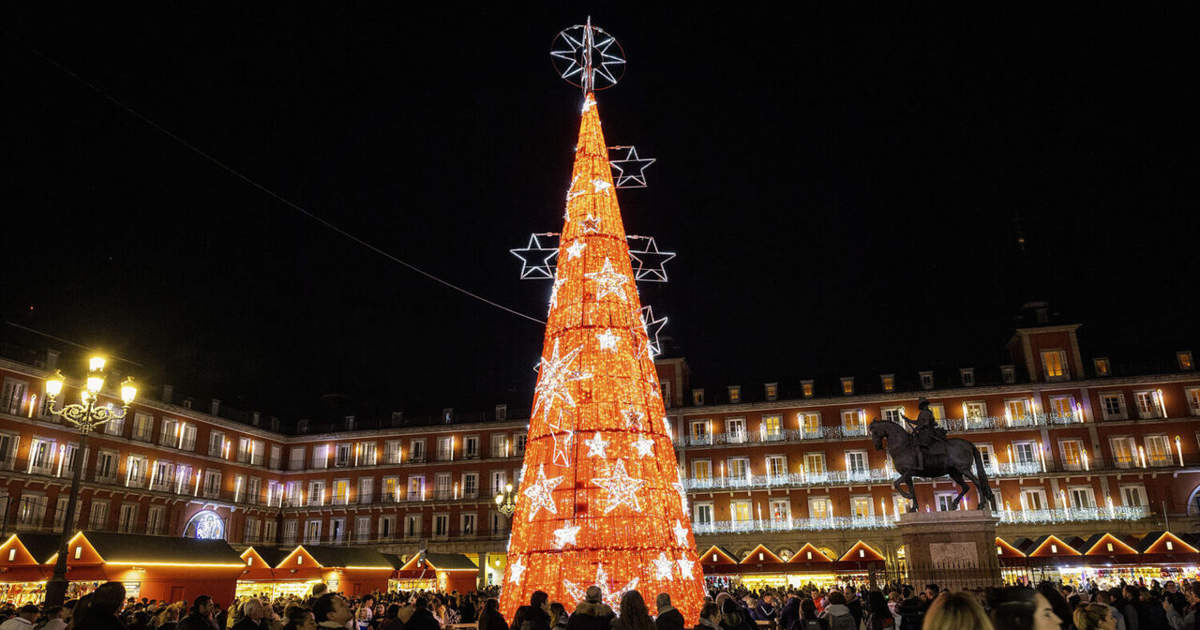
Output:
(495, 404), (507, 421)
(182, 397), (193, 409)
(162, 384), (174, 404)
(269, 416), (280, 432)
(251, 411), (261, 427)
(391, 411), (404, 427)
(443, 408), (454, 424)
(45, 349), (60, 370)
(210, 398), (221, 416)
(344, 415), (355, 431)
(297, 419), (310, 433)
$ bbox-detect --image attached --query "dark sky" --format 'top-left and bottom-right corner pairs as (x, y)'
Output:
(2, 7), (1195, 422)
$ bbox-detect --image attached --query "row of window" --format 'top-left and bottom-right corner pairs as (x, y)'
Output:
(280, 510), (506, 545)
(288, 433), (528, 471)
(286, 468), (522, 507)
(689, 434), (1185, 481)
(690, 483), (1150, 526)
(0, 491), (170, 534)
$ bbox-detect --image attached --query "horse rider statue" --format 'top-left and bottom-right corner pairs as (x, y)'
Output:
(902, 398), (946, 470)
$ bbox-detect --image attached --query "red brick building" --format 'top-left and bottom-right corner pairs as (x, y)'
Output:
(1, 313), (1197, 590)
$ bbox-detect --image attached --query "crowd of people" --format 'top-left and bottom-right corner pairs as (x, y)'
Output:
(0, 578), (1198, 630)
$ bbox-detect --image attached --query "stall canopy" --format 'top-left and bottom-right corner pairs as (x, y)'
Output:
(393, 553), (478, 592)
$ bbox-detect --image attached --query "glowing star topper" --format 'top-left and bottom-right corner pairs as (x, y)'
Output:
(592, 459), (646, 514)
(531, 339), (592, 422)
(672, 520), (689, 546)
(632, 435), (654, 458)
(552, 522), (581, 549)
(652, 552), (674, 580)
(522, 464), (563, 521)
(584, 431), (610, 458)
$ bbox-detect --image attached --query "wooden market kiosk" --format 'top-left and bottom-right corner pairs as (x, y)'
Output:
(237, 545), (398, 598)
(390, 552), (480, 593)
(0, 531), (243, 605)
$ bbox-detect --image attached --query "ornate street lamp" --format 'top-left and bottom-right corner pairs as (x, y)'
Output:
(42, 356), (137, 608)
(494, 483), (516, 517)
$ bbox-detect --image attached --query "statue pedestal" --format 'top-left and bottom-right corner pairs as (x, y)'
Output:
(897, 509), (1000, 590)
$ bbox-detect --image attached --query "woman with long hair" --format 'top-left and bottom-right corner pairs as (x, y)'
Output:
(988, 587), (1063, 630)
(1072, 603), (1116, 630)
(922, 592), (993, 630)
(612, 591), (654, 630)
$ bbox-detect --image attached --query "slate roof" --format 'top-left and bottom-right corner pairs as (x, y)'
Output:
(424, 553), (478, 570)
(16, 533), (62, 564)
(83, 531), (242, 564)
(300, 545), (393, 568)
(247, 546), (290, 567)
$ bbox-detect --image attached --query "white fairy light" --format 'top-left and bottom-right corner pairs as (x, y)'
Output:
(581, 214), (602, 233)
(566, 239), (587, 260)
(549, 277), (566, 310)
(592, 459), (646, 514)
(632, 435), (654, 458)
(549, 410), (575, 468)
(621, 406), (646, 430)
(652, 552), (674, 580)
(677, 557), (695, 577)
(532, 339), (592, 422)
(596, 329), (619, 351)
(585, 258), (628, 301)
(509, 557), (526, 584)
(552, 522), (581, 549)
(672, 520), (689, 546)
(584, 432), (610, 458)
(522, 464), (563, 520)
(671, 481), (688, 513)
(592, 178), (613, 193)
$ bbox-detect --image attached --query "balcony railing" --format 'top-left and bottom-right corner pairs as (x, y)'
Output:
(691, 506), (1151, 535)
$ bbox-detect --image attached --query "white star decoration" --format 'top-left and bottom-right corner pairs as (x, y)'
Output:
(553, 522), (581, 549)
(584, 258), (628, 301)
(596, 329), (619, 352)
(566, 174), (585, 202)
(584, 432), (610, 458)
(509, 557), (526, 584)
(672, 520), (689, 546)
(563, 564), (638, 611)
(549, 277), (566, 310)
(592, 459), (646, 514)
(566, 239), (587, 259)
(581, 214), (602, 233)
(671, 481), (688, 513)
(632, 435), (654, 458)
(549, 410), (575, 468)
(532, 340), (592, 422)
(677, 557), (695, 577)
(652, 552), (674, 580)
(592, 178), (613, 193)
(522, 464), (563, 521)
(621, 407), (646, 430)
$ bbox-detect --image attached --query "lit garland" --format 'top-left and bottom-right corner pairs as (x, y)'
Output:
(499, 91), (705, 622)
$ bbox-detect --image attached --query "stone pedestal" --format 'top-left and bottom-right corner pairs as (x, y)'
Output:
(898, 509), (1000, 590)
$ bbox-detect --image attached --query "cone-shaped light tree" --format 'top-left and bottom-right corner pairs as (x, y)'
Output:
(498, 93), (705, 622)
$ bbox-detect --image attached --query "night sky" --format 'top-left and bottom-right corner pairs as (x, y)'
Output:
(2, 8), (1195, 424)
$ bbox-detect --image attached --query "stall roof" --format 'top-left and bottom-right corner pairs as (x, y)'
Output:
(424, 553), (479, 571)
(300, 545), (394, 569)
(244, 546), (290, 567)
(740, 545), (783, 564)
(1137, 532), (1199, 555)
(381, 553), (404, 569)
(1025, 535), (1080, 557)
(699, 545), (738, 565)
(82, 531), (243, 565)
(1081, 533), (1139, 556)
(14, 533), (61, 564)
(789, 543), (833, 563)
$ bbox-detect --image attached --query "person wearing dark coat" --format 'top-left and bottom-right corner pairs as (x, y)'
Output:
(405, 599), (441, 630)
(178, 596), (219, 630)
(654, 594), (685, 630)
(777, 594), (800, 630)
(460, 598), (479, 624)
(719, 599), (756, 630)
(512, 591), (552, 630)
(478, 599), (506, 630)
(567, 587), (616, 630)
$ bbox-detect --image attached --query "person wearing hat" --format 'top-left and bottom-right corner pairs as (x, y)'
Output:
(902, 398), (946, 470)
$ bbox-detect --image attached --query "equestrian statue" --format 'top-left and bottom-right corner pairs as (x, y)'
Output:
(869, 398), (997, 512)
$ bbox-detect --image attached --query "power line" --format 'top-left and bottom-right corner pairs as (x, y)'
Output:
(23, 44), (547, 326)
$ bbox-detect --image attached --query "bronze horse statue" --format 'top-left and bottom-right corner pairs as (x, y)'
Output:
(869, 419), (996, 512)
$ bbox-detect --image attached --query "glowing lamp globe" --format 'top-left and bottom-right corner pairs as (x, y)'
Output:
(120, 377), (138, 405)
(45, 370), (64, 398)
(88, 356), (107, 372)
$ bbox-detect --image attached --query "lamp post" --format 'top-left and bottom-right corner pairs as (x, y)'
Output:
(42, 356), (137, 608)
(494, 483), (516, 518)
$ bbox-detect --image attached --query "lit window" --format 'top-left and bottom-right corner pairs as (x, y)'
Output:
(1041, 350), (1068, 380)
(727, 386), (741, 404)
(764, 383), (778, 401)
(692, 389), (705, 406)
(918, 372), (934, 390)
(1094, 358), (1111, 377)
(840, 378), (854, 395)
(960, 368), (975, 387)
(801, 381), (814, 398)
(1179, 352), (1194, 371)
(880, 375), (895, 392)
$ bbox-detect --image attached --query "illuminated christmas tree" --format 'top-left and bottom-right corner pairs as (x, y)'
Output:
(497, 87), (705, 622)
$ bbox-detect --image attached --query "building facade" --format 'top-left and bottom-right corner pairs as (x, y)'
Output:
(1, 319), (1198, 587)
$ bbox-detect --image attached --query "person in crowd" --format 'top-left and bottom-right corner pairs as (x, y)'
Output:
(897, 587), (924, 630)
(312, 595), (353, 630)
(459, 597), (477, 625)
(1094, 592), (1125, 630)
(988, 586), (1062, 630)
(777, 593), (800, 630)
(794, 598), (826, 630)
(0, 604), (38, 630)
(511, 591), (551, 630)
(612, 591), (653, 630)
(817, 592), (854, 630)
(718, 597), (755, 630)
(378, 604), (403, 630)
(407, 598), (441, 630)
(281, 607), (316, 630)
(567, 586), (614, 630)
(921, 592), (992, 630)
(180, 596), (219, 630)
(1074, 603), (1117, 630)
(1035, 584), (1074, 630)
(750, 594), (776, 623)
(694, 603), (721, 630)
(232, 599), (266, 630)
(479, 598), (507, 630)
(861, 591), (892, 629)
(654, 594), (684, 630)
(87, 582), (128, 630)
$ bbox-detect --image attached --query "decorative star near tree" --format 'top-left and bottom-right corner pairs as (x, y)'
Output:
(549, 410), (575, 468)
(509, 557), (526, 584)
(584, 258), (629, 301)
(652, 552), (674, 580)
(608, 145), (656, 189)
(621, 406), (646, 430)
(532, 340), (592, 422)
(563, 564), (639, 611)
(565, 239), (587, 260)
(671, 480), (688, 513)
(626, 236), (676, 283)
(637, 305), (668, 356)
(581, 214), (602, 234)
(510, 234), (559, 280)
(523, 464), (563, 521)
(592, 459), (646, 514)
(672, 520), (689, 546)
(677, 557), (695, 577)
(632, 435), (654, 458)
(552, 522), (581, 549)
(584, 432), (609, 458)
